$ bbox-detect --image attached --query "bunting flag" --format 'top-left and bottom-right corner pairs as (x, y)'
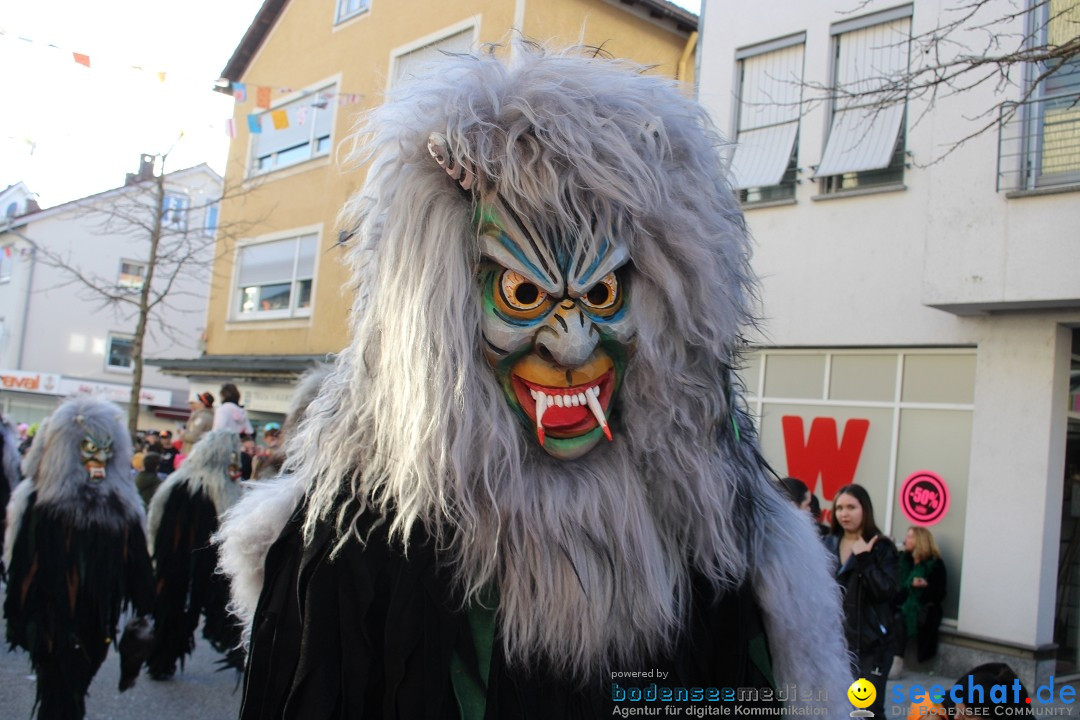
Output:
(3, 246), (12, 258)
(1, 28), (366, 147)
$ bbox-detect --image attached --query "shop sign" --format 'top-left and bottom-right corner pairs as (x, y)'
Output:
(898, 470), (950, 526)
(57, 379), (174, 406)
(0, 369), (62, 395)
(781, 416), (870, 501)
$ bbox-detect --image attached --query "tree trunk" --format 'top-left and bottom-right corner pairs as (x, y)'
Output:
(126, 171), (164, 438)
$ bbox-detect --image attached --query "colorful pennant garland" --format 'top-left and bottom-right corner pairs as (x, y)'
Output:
(0, 27), (366, 142)
(225, 87), (364, 137)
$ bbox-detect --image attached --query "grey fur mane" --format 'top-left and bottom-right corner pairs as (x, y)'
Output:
(3, 396), (144, 567)
(221, 45), (851, 709)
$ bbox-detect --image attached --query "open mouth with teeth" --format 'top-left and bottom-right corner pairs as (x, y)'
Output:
(511, 370), (615, 446)
(87, 462), (106, 482)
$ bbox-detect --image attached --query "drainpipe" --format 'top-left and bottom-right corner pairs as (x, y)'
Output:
(677, 30), (698, 84)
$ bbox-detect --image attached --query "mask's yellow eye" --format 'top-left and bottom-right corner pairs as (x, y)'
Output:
(495, 269), (552, 319)
(579, 272), (623, 317)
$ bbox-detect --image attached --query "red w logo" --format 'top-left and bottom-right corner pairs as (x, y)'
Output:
(781, 416), (870, 501)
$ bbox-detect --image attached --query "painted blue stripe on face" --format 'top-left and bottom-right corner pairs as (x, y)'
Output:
(583, 303), (627, 325)
(498, 231), (551, 287)
(492, 306), (548, 328)
(576, 236), (611, 286)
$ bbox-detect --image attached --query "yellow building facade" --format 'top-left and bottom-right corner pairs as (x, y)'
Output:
(155, 0), (696, 422)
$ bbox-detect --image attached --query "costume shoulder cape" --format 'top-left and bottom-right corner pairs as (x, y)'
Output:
(240, 505), (779, 720)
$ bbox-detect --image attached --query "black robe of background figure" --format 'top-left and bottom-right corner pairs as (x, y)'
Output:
(5, 491), (154, 720)
(239, 505), (781, 720)
(147, 483), (244, 678)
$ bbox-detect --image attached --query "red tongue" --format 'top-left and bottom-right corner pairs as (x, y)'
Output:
(541, 403), (590, 429)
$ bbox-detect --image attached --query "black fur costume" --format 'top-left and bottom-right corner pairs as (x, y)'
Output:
(3, 397), (154, 720)
(145, 429), (245, 678)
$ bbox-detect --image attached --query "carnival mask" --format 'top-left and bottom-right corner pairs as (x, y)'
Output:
(476, 204), (634, 460)
(80, 434), (113, 482)
(429, 132), (635, 460)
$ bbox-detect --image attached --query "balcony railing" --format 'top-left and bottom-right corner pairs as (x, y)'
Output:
(997, 94), (1080, 192)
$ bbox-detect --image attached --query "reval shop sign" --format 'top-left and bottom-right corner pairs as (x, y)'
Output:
(0, 369), (61, 393)
(0, 368), (173, 406)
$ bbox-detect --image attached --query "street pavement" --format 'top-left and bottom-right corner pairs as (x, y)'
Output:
(0, 621), (243, 720)
(4, 628), (1080, 718)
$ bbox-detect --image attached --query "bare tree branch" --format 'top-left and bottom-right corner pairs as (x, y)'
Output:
(21, 154), (268, 436)
(748, 0), (1080, 166)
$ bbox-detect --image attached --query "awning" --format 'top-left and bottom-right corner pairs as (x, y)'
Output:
(730, 122), (799, 189)
(814, 103), (904, 177)
(146, 353), (332, 382)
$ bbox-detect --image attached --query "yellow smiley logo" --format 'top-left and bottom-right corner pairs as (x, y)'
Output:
(848, 678), (876, 709)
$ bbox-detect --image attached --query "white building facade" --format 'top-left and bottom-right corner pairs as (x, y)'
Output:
(698, 0), (1080, 686)
(0, 162), (221, 431)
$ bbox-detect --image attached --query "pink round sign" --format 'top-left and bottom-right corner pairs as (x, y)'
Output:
(899, 471), (950, 526)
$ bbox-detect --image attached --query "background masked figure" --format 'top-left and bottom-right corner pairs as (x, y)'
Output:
(219, 46), (852, 718)
(3, 396), (154, 720)
(145, 429), (245, 679)
(0, 415), (21, 554)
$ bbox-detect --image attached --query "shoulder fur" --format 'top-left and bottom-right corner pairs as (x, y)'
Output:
(215, 472), (306, 631)
(3, 478), (35, 568)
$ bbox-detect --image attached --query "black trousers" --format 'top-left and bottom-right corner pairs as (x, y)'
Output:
(854, 646), (892, 718)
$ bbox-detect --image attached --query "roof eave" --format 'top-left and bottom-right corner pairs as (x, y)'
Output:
(146, 353), (332, 382)
(217, 0), (290, 94)
(623, 0), (699, 34)
(215, 0), (698, 95)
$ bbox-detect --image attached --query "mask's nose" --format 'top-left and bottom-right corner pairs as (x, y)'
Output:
(534, 301), (599, 368)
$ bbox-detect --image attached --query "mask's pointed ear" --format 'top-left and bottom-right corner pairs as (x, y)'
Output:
(427, 132), (477, 192)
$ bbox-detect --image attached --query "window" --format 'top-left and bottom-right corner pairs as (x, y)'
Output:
(106, 333), (134, 371)
(235, 233), (317, 319)
(204, 202), (220, 237)
(392, 27), (474, 87)
(250, 86), (336, 175)
(162, 194), (189, 230)
(1031, 0), (1080, 186)
(816, 6), (912, 192)
(732, 34), (806, 203)
(336, 0), (370, 24)
(118, 260), (147, 290)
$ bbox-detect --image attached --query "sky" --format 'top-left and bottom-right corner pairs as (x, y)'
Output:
(0, 0), (701, 209)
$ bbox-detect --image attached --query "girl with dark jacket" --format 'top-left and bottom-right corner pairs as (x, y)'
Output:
(824, 484), (898, 718)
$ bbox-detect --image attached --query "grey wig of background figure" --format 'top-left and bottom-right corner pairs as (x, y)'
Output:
(4, 396), (142, 567)
(218, 43), (852, 710)
(147, 429), (243, 555)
